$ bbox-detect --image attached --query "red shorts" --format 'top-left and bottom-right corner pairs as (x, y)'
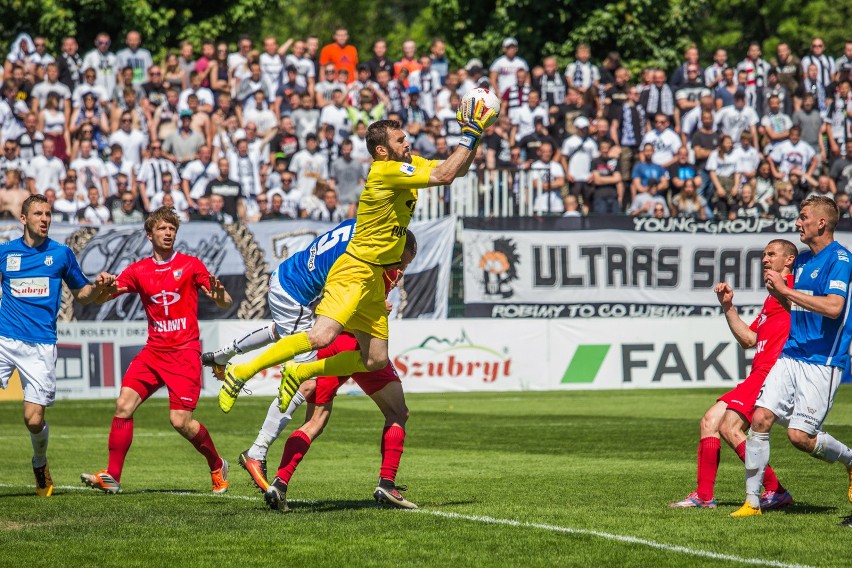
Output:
(123, 346), (202, 411)
(717, 367), (770, 421)
(307, 333), (400, 405)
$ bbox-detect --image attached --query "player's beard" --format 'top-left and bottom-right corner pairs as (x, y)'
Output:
(387, 146), (412, 164)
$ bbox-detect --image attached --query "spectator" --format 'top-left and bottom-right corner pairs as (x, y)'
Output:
(608, 84), (644, 186)
(761, 70), (793, 117)
(707, 134), (741, 216)
(310, 187), (347, 222)
(564, 43), (600, 93)
(287, 93), (318, 144)
(148, 171), (189, 213)
(72, 67), (109, 110)
(766, 181), (799, 219)
(675, 64), (706, 118)
(409, 56), (441, 117)
(69, 138), (107, 197)
(805, 174), (836, 200)
(208, 42), (232, 96)
(178, 71), (215, 113)
(112, 190), (144, 224)
(769, 125), (818, 179)
(537, 56), (567, 108)
(141, 65), (168, 115)
(792, 92), (822, 150)
(837, 40), (852, 78)
(366, 39), (393, 81)
(824, 79), (851, 162)
(188, 195), (216, 221)
(670, 45), (703, 89)
(104, 144), (134, 200)
(178, 41), (195, 87)
(82, 33), (118, 98)
(315, 65), (346, 108)
(182, 144), (218, 206)
(704, 48), (728, 89)
(194, 41), (215, 89)
(205, 158), (243, 222)
(394, 39), (421, 84)
(829, 144), (852, 195)
(714, 67), (740, 109)
(430, 38), (449, 85)
(731, 181), (763, 218)
(667, 146), (696, 200)
(256, 193), (283, 220)
(137, 141), (179, 209)
(628, 178), (669, 217)
(641, 113), (681, 167)
(502, 68), (531, 115)
(736, 131), (761, 181)
(801, 37), (835, 88)
(490, 37), (529, 96)
(671, 177), (707, 219)
(116, 31), (153, 86)
(753, 159), (776, 208)
(110, 84), (148, 137)
(639, 69), (675, 124)
(772, 42), (801, 95)
(589, 138), (623, 214)
(680, 89), (714, 143)
(108, 110), (146, 166)
(561, 116), (598, 208)
(33, 90), (66, 162)
(56, 36), (82, 91)
(30, 62), (72, 119)
(15, 111), (44, 161)
(330, 138), (364, 218)
(796, 64), (829, 114)
(630, 143), (669, 199)
(274, 65), (306, 116)
(691, 109), (719, 198)
(562, 194), (582, 217)
(318, 124), (341, 167)
(53, 178), (86, 222)
(70, 91), (109, 155)
(511, 89), (547, 142)
(151, 87), (180, 141)
(737, 41), (771, 94)
(26, 137), (64, 194)
(77, 186), (111, 224)
(227, 35), (252, 78)
(0, 139), (26, 186)
(257, 36), (283, 98)
(518, 116), (558, 163)
(758, 94), (792, 152)
(715, 91), (759, 143)
(320, 27), (358, 82)
(836, 191), (851, 219)
(163, 109), (205, 165)
(289, 132), (327, 194)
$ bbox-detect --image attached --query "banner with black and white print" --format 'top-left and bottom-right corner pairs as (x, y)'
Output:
(0, 217), (455, 322)
(462, 218), (852, 319)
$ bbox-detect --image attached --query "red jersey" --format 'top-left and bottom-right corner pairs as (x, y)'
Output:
(748, 274), (793, 375)
(116, 252), (210, 352)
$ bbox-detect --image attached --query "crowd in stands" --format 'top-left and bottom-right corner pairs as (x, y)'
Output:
(0, 28), (850, 223)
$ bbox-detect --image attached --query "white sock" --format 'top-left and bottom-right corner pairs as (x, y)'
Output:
(213, 325), (276, 365)
(30, 423), (49, 468)
(247, 392), (306, 461)
(745, 429), (770, 507)
(812, 431), (852, 466)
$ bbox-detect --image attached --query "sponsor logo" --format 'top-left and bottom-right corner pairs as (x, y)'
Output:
(399, 163), (416, 175)
(632, 216), (798, 234)
(6, 254), (21, 272)
(153, 318), (187, 333)
(44, 255), (53, 266)
(808, 407), (816, 414)
(830, 279), (847, 292)
(393, 330), (512, 383)
(150, 290), (181, 316)
(478, 238), (520, 299)
(562, 345), (611, 383)
(755, 339), (767, 354)
(10, 277), (49, 297)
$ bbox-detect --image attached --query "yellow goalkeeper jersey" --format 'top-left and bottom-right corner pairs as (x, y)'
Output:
(347, 155), (438, 265)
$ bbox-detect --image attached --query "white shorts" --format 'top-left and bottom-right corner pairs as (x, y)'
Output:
(0, 336), (57, 407)
(268, 271), (317, 363)
(755, 356), (841, 435)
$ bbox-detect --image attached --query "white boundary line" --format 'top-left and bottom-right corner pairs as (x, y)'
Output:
(0, 484), (816, 568)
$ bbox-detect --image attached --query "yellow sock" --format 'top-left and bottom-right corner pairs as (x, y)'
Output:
(231, 332), (312, 380)
(294, 351), (367, 381)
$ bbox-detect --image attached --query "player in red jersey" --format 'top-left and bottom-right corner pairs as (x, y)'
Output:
(263, 267), (415, 512)
(81, 207), (233, 494)
(670, 239), (798, 509)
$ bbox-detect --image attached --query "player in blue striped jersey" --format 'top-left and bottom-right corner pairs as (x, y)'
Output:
(732, 196), (852, 518)
(0, 194), (114, 496)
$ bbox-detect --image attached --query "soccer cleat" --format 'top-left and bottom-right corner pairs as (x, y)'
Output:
(730, 501), (762, 517)
(278, 362), (304, 412)
(264, 477), (289, 512)
(839, 515), (852, 527)
(211, 459), (229, 494)
(668, 491), (716, 509)
(33, 461), (54, 497)
(238, 450), (269, 492)
(373, 482), (418, 509)
(81, 470), (121, 494)
(201, 352), (227, 381)
(218, 365), (247, 413)
(760, 489), (793, 510)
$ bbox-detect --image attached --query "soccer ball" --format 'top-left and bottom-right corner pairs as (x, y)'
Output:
(459, 88), (501, 129)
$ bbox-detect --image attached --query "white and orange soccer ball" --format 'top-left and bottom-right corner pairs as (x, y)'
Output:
(459, 87), (501, 128)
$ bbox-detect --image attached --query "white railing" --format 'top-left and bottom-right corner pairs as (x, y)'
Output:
(412, 169), (549, 222)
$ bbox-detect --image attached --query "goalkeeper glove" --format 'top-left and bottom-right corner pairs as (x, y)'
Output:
(457, 99), (496, 150)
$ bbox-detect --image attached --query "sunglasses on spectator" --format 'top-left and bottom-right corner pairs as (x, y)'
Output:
(67, 176), (77, 181)
(151, 146), (162, 150)
(812, 43), (824, 48)
(282, 177), (294, 183)
(121, 198), (134, 202)
(97, 40), (110, 46)
(150, 71), (161, 76)
(325, 69), (335, 73)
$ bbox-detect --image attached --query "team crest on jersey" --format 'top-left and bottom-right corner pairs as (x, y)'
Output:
(811, 269), (820, 279)
(173, 269), (183, 280)
(44, 255), (53, 266)
(6, 254), (21, 271)
(399, 163), (416, 176)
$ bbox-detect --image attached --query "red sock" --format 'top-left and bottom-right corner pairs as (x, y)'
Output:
(107, 417), (133, 482)
(380, 425), (405, 483)
(190, 424), (222, 471)
(734, 441), (784, 493)
(277, 430), (312, 484)
(696, 436), (721, 501)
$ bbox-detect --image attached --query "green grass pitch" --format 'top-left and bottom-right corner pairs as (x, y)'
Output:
(1, 388), (851, 567)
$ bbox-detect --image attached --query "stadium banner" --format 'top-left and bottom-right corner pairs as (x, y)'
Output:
(462, 218), (852, 318)
(0, 217), (453, 322)
(49, 317), (849, 401)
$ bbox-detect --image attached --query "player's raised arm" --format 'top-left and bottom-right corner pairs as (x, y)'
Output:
(71, 271), (121, 305)
(714, 282), (758, 349)
(427, 98), (496, 186)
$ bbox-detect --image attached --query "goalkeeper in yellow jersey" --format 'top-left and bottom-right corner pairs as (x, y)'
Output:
(215, 102), (497, 413)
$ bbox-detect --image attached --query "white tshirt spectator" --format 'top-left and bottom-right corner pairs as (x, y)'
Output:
(31, 78), (72, 110)
(104, 157), (134, 197)
(137, 155), (180, 198)
(265, 186), (304, 218)
(801, 47), (835, 87)
(72, 81), (110, 108)
(641, 126), (682, 166)
(259, 50), (284, 96)
(532, 190), (565, 215)
(770, 138), (816, 177)
(489, 38), (529, 95)
(116, 33), (153, 86)
(706, 148), (740, 177)
(0, 97), (28, 142)
(70, 149), (107, 195)
(510, 96), (548, 141)
(82, 42), (119, 97)
(182, 157), (220, 200)
(178, 86), (214, 112)
(564, 57), (600, 91)
(285, 53), (315, 89)
(27, 153), (65, 194)
(108, 126), (146, 166)
(561, 118), (599, 182)
(409, 61), (442, 117)
(228, 143), (267, 198)
(529, 159), (565, 189)
(760, 111), (793, 150)
(735, 144), (761, 176)
(715, 103), (759, 142)
(680, 105), (713, 140)
(318, 103), (350, 144)
(149, 188), (189, 213)
(289, 141), (328, 194)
